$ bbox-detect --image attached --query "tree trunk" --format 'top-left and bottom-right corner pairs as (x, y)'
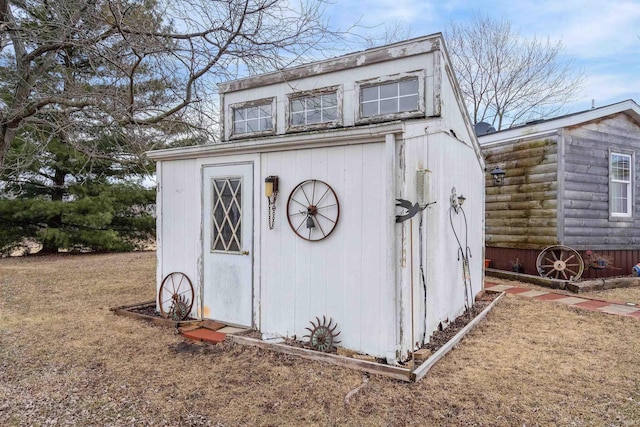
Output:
(0, 124), (15, 168)
(40, 168), (67, 254)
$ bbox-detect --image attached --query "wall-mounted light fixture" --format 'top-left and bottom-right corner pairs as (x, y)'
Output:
(265, 175), (279, 230)
(490, 166), (506, 185)
(450, 187), (466, 214)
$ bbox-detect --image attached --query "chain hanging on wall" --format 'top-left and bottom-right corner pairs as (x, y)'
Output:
(268, 198), (276, 230)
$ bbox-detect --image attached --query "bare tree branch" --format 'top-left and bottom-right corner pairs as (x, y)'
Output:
(0, 0), (344, 168)
(446, 13), (585, 130)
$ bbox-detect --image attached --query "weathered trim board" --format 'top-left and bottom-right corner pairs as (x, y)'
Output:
(232, 291), (505, 382)
(110, 301), (200, 328)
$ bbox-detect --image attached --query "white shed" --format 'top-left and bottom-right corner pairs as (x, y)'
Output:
(147, 34), (485, 363)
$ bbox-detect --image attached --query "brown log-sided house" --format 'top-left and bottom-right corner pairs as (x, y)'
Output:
(479, 100), (640, 279)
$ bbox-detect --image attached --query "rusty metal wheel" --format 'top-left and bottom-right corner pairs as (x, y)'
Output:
(536, 245), (584, 281)
(158, 272), (194, 320)
(302, 316), (341, 352)
(287, 179), (340, 241)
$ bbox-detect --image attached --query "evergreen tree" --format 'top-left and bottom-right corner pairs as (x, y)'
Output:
(0, 129), (155, 254)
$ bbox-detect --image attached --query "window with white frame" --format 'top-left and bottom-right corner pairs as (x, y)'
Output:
(232, 102), (273, 135)
(360, 77), (419, 118)
(290, 92), (338, 127)
(610, 152), (632, 217)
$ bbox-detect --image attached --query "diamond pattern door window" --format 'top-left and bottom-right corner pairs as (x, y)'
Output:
(211, 178), (242, 252)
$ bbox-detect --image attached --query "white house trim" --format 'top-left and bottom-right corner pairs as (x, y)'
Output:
(147, 121), (405, 161)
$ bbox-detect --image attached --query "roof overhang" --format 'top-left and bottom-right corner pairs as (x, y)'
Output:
(478, 99), (640, 146)
(146, 121), (405, 161)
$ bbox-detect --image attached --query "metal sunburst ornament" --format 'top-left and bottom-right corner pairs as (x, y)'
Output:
(169, 294), (190, 321)
(303, 316), (341, 352)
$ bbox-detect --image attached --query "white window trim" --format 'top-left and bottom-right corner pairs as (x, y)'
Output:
(355, 70), (425, 125)
(228, 97), (276, 140)
(285, 85), (342, 132)
(609, 149), (634, 220)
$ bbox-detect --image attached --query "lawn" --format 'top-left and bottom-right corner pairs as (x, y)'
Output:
(1, 252), (639, 426)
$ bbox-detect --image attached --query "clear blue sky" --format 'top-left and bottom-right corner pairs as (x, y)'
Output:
(323, 0), (640, 114)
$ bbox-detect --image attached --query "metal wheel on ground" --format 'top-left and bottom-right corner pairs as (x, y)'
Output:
(536, 245), (584, 281)
(158, 272), (194, 320)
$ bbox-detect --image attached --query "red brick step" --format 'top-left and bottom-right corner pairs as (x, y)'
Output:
(181, 328), (226, 344)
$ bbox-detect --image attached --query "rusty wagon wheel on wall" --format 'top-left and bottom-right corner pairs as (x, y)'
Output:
(536, 245), (585, 281)
(158, 272), (194, 320)
(287, 179), (340, 242)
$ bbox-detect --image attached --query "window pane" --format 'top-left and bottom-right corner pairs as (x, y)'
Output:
(361, 86), (378, 102)
(307, 109), (321, 124)
(246, 107), (259, 119)
(291, 99), (305, 112)
(261, 117), (272, 130)
(612, 182), (620, 199)
(323, 93), (337, 107)
(612, 154), (630, 181)
(380, 98), (397, 115)
(307, 97), (321, 110)
(233, 103), (273, 134)
(399, 78), (419, 96)
(610, 153), (632, 216)
(362, 101), (377, 117)
(612, 182), (629, 214)
(291, 111), (305, 125)
(289, 92), (338, 126)
(247, 118), (259, 132)
(399, 94), (418, 112)
(379, 82), (398, 99)
(234, 120), (246, 134)
(359, 77), (422, 119)
(323, 107), (337, 121)
(259, 104), (271, 117)
(212, 178), (242, 252)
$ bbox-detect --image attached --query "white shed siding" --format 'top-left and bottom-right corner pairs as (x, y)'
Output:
(260, 142), (394, 357)
(398, 123), (484, 350)
(426, 134), (484, 331)
(156, 159), (201, 316)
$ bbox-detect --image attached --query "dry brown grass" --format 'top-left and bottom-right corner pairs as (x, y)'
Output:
(1, 253), (640, 426)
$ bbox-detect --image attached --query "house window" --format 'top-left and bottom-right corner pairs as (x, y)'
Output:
(290, 92), (338, 126)
(610, 152), (632, 217)
(286, 87), (341, 131)
(232, 102), (273, 135)
(360, 77), (419, 118)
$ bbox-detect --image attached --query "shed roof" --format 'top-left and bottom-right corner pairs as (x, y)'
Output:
(217, 33), (443, 94)
(148, 34), (483, 166)
(478, 99), (640, 146)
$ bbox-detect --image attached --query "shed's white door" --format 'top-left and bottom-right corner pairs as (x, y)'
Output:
(202, 163), (253, 327)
